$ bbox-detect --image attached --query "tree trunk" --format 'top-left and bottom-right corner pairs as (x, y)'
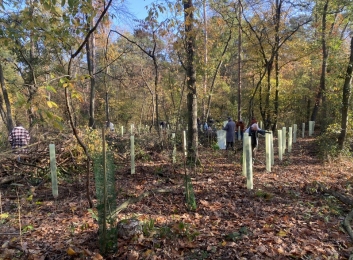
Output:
(237, 0), (242, 121)
(311, 0), (329, 125)
(338, 37), (353, 150)
(87, 16), (96, 128)
(184, 0), (198, 163)
(202, 0), (208, 122)
(0, 62), (13, 133)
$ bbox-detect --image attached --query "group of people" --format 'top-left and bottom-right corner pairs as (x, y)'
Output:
(223, 117), (266, 160)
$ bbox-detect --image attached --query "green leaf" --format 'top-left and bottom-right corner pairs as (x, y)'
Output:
(59, 77), (67, 83)
(43, 1), (51, 11)
(61, 0), (66, 6)
(46, 85), (57, 93)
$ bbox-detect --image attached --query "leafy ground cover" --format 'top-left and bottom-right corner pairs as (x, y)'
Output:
(0, 132), (352, 259)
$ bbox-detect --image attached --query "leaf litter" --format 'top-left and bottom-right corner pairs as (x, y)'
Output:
(0, 135), (352, 259)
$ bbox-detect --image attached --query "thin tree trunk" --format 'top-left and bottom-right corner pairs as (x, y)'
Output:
(87, 16), (96, 128)
(184, 0), (198, 163)
(237, 0), (242, 121)
(311, 0), (329, 124)
(205, 33), (232, 121)
(0, 62), (13, 132)
(338, 37), (353, 150)
(202, 0), (208, 122)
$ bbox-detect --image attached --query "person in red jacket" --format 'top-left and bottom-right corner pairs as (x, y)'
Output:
(235, 119), (245, 140)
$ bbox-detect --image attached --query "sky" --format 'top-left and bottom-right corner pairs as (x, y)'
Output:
(125, 0), (155, 20)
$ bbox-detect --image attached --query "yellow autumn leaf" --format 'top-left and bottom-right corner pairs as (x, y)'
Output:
(66, 247), (76, 256)
(92, 253), (104, 260)
(221, 241), (227, 246)
(277, 230), (287, 237)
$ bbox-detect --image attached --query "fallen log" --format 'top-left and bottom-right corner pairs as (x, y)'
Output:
(0, 175), (22, 185)
(343, 208), (353, 241)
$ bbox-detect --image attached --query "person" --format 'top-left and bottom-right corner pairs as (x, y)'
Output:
(106, 121), (115, 131)
(223, 117), (236, 150)
(245, 117), (266, 161)
(8, 121), (30, 153)
(203, 122), (208, 131)
(235, 119), (245, 140)
(109, 122), (115, 131)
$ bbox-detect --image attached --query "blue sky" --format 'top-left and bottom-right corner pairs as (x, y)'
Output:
(126, 0), (155, 19)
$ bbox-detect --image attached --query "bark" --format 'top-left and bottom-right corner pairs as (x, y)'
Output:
(343, 208), (353, 242)
(237, 0), (242, 121)
(86, 18), (96, 128)
(184, 0), (198, 163)
(202, 0), (208, 122)
(0, 62), (13, 132)
(311, 0), (329, 123)
(338, 37), (353, 150)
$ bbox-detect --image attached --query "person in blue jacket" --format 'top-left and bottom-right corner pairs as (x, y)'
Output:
(223, 117), (236, 150)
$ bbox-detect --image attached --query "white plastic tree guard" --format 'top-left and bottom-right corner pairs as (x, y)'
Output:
(282, 127), (286, 155)
(278, 129), (283, 161)
(245, 133), (253, 189)
(293, 124), (297, 143)
(216, 130), (226, 150)
(49, 144), (58, 199)
(131, 135), (135, 174)
(172, 133), (176, 164)
(270, 131), (274, 166)
(243, 133), (249, 177)
(183, 131), (187, 157)
(242, 133), (249, 177)
(302, 123), (305, 138)
(288, 127), (293, 153)
(121, 126), (124, 137)
(266, 132), (271, 172)
(309, 121), (315, 136)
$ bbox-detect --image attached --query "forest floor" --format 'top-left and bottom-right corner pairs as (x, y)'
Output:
(0, 131), (353, 260)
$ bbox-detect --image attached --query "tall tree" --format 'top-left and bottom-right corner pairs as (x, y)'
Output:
(87, 11), (97, 128)
(242, 0), (311, 129)
(338, 36), (353, 150)
(0, 61), (13, 132)
(183, 0), (198, 163)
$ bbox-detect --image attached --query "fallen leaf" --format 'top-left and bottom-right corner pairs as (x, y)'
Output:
(66, 247), (77, 256)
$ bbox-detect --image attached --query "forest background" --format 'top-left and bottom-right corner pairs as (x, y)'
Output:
(1, 0), (353, 259)
(0, 0), (352, 154)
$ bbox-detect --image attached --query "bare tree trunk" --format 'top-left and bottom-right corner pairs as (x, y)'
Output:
(87, 16), (96, 128)
(237, 0), (242, 121)
(205, 33), (232, 122)
(311, 0), (329, 124)
(338, 37), (353, 150)
(202, 0), (208, 122)
(184, 0), (198, 163)
(104, 66), (110, 126)
(0, 62), (13, 133)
